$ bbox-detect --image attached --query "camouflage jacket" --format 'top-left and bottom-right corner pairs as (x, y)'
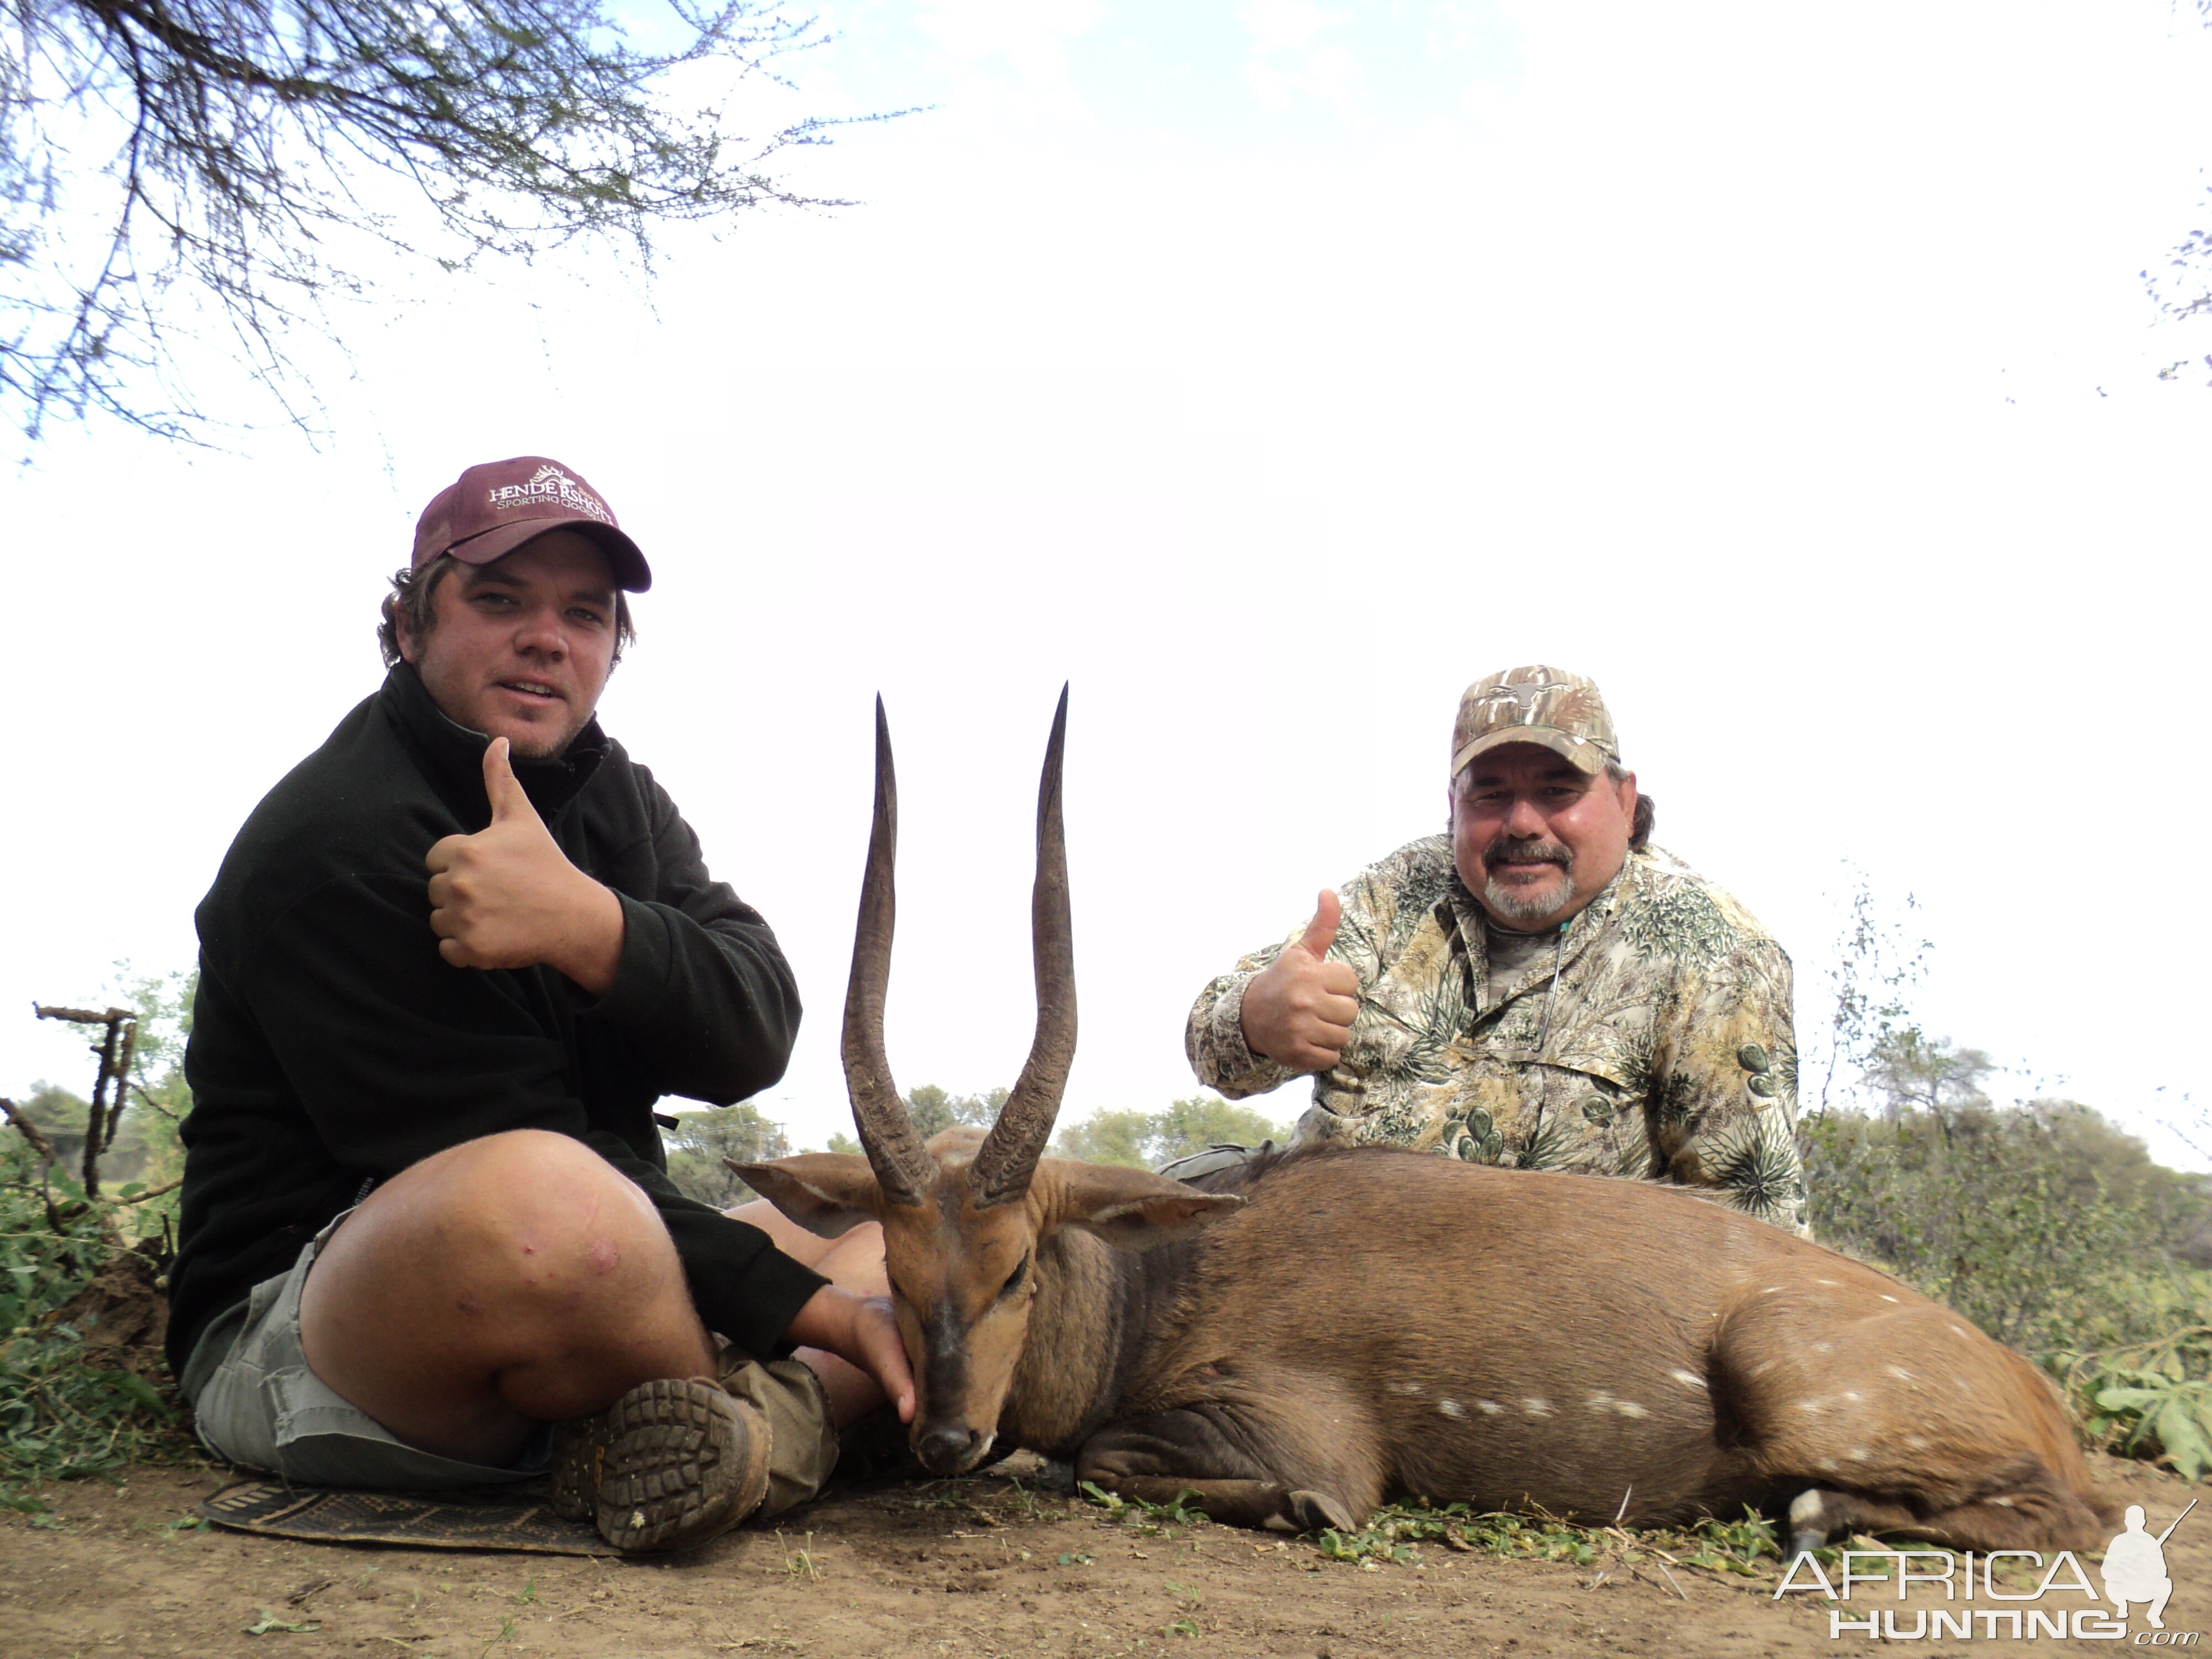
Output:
(1185, 837), (1808, 1233)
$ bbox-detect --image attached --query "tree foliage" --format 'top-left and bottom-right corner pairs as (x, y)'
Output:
(1052, 1095), (1287, 1171)
(1803, 1098), (2212, 1357)
(2, 0), (851, 444)
(904, 1083), (1005, 1140)
(662, 1099), (790, 1208)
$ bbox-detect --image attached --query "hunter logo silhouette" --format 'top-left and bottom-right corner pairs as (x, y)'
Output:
(2106, 1500), (2193, 1629)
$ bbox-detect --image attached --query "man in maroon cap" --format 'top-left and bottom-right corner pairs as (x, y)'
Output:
(168, 457), (909, 1553)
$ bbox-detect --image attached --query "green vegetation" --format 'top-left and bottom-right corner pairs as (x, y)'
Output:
(662, 1103), (794, 1208)
(1051, 1095), (1288, 1171)
(782, 1084), (1287, 1173)
(1803, 1089), (2210, 1360)
(1799, 877), (2212, 1483)
(1077, 1481), (1816, 1589)
(2, 971), (200, 1489)
(904, 1084), (1007, 1139)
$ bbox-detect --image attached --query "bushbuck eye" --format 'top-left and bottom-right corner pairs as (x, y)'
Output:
(997, 1252), (1030, 1301)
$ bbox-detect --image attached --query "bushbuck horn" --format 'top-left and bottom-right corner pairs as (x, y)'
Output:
(840, 696), (933, 1208)
(968, 684), (1076, 1209)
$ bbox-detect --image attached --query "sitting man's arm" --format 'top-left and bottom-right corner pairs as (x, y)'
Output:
(1187, 874), (1388, 1099)
(238, 865), (830, 1361)
(426, 739), (801, 1107)
(1645, 935), (1811, 1237)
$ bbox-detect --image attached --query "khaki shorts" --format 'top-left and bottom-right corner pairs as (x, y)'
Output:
(181, 1212), (839, 1514)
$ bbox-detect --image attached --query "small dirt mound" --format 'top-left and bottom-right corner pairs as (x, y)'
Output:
(47, 1243), (169, 1386)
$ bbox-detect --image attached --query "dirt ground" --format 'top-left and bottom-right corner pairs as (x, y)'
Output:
(4, 1451), (2206, 1659)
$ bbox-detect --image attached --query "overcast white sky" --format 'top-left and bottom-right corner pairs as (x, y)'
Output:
(7, 0), (2212, 1165)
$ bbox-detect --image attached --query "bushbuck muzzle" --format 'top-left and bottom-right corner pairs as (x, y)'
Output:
(738, 695), (2119, 1550)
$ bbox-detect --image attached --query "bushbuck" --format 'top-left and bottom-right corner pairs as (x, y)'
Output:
(739, 693), (2114, 1555)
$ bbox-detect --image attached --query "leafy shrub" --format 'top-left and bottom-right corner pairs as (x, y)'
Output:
(1804, 1098), (2212, 1479)
(1802, 1100), (2212, 1358)
(0, 1137), (197, 1483)
(2065, 1328), (2212, 1481)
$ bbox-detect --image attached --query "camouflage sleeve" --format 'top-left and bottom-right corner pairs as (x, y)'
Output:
(1645, 936), (1809, 1236)
(1183, 868), (1394, 1102)
(1185, 948), (1297, 1100)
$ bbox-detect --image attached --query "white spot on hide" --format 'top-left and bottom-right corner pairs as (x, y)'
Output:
(1887, 1366), (1914, 1382)
(1521, 1398), (1553, 1417)
(1438, 1400), (1467, 1420)
(1616, 1401), (1649, 1419)
(1669, 1369), (1706, 1390)
(1847, 1448), (1869, 1463)
(1880, 1294), (1899, 1303)
(1476, 1400), (1504, 1416)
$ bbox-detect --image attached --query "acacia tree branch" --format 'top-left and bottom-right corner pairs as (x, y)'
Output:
(4, 0), (888, 444)
(128, 1082), (178, 1122)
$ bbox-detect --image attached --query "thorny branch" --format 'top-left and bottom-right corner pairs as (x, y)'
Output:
(2, 0), (889, 446)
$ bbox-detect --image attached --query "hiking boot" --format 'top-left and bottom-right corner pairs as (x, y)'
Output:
(549, 1377), (771, 1553)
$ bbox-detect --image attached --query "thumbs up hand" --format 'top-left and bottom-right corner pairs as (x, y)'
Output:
(1239, 889), (1363, 1073)
(424, 738), (626, 994)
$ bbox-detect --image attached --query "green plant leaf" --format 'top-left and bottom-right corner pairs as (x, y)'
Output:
(243, 1610), (320, 1635)
(91, 1369), (175, 1419)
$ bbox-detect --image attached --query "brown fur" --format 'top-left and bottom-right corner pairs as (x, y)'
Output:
(741, 1140), (2116, 1548)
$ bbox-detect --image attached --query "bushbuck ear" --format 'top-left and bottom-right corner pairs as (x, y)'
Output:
(1048, 1162), (1246, 1253)
(729, 1154), (883, 1239)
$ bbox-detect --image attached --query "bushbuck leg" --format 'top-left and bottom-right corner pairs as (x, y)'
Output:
(1785, 1458), (2108, 1559)
(1078, 1397), (1378, 1532)
(1712, 1271), (2109, 1555)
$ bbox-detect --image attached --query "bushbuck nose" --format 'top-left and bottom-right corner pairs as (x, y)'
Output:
(916, 1423), (980, 1473)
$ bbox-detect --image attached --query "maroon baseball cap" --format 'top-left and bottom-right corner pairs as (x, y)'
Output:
(411, 456), (652, 592)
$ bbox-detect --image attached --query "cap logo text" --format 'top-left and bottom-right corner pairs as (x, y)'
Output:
(484, 463), (614, 525)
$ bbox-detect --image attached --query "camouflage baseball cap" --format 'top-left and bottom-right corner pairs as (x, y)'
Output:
(1451, 666), (1620, 778)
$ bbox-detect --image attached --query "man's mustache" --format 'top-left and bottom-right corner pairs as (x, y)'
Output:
(1484, 838), (1572, 869)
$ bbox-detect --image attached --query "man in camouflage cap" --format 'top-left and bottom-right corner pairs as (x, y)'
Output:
(1182, 666), (1807, 1232)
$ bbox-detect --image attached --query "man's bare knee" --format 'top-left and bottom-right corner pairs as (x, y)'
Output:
(317, 1130), (676, 1331)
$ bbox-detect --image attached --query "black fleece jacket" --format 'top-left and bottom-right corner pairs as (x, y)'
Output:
(168, 662), (825, 1379)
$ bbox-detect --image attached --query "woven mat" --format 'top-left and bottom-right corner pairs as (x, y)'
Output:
(198, 1480), (612, 1555)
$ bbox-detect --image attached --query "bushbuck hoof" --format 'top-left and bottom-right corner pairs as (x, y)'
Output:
(1288, 1489), (1358, 1533)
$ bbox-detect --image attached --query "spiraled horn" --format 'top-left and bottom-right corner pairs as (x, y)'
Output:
(841, 696), (935, 1208)
(968, 685), (1076, 1209)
